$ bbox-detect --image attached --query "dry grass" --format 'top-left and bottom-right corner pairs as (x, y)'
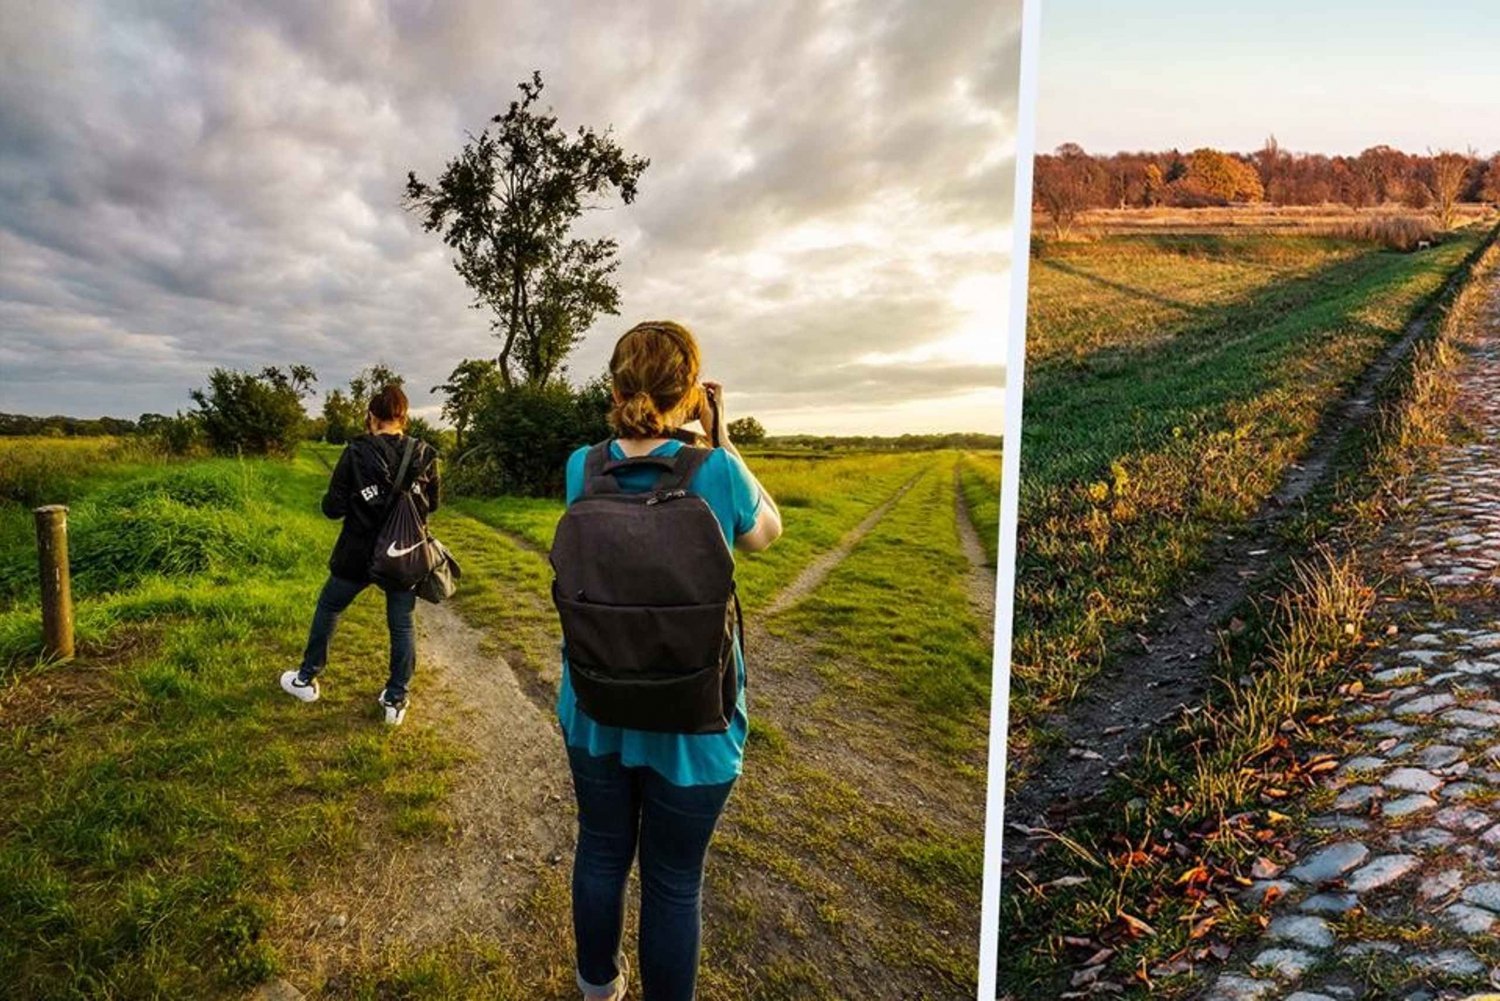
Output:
(1041, 203), (1498, 241)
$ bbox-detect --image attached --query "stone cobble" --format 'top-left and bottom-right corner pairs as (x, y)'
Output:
(1202, 265), (1500, 1000)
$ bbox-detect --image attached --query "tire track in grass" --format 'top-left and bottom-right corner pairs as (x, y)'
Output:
(953, 464), (997, 644)
(709, 460), (989, 998)
(1003, 228), (1500, 873)
(761, 472), (924, 617)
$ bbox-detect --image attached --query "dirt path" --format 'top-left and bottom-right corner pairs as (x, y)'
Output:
(275, 600), (573, 982)
(954, 465), (996, 644)
(1196, 255), (1500, 1001)
(1002, 249), (1492, 872)
(762, 473), (922, 616)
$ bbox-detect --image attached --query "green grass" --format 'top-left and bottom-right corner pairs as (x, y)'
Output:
(0, 446), (460, 998)
(1010, 227), (1489, 744)
(998, 228), (1500, 999)
(958, 451), (1001, 566)
(0, 438), (999, 999)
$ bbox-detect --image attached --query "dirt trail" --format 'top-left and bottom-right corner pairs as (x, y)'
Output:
(762, 473), (922, 616)
(1002, 243), (1492, 872)
(394, 601), (573, 939)
(277, 601), (573, 977)
(954, 465), (997, 644)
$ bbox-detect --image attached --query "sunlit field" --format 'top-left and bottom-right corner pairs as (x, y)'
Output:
(0, 438), (998, 1000)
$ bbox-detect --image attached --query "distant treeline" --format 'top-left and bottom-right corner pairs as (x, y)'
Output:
(1035, 140), (1500, 236)
(761, 433), (1001, 452)
(2, 411), (998, 455)
(0, 412), (149, 437)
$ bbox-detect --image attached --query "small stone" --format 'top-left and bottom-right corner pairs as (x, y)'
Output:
(1444, 903), (1498, 935)
(251, 980), (306, 1001)
(1206, 974), (1276, 1001)
(1339, 755), (1389, 776)
(1342, 941), (1400, 957)
(1384, 767), (1444, 794)
(1251, 947), (1319, 979)
(1335, 785), (1381, 811)
(1461, 881), (1500, 912)
(1445, 709), (1500, 729)
(1287, 842), (1370, 884)
(1383, 794), (1439, 818)
(1401, 827), (1458, 849)
(1268, 914), (1335, 949)
(1299, 892), (1359, 915)
(1437, 805), (1496, 832)
(1397, 693), (1456, 717)
(1345, 854), (1419, 892)
(1420, 869), (1465, 901)
(1409, 949), (1486, 977)
(1419, 745), (1466, 769)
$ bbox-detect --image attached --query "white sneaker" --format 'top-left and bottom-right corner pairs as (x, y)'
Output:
(377, 691), (408, 726)
(280, 670), (320, 702)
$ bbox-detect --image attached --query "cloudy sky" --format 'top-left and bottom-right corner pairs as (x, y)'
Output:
(1039, 0), (1500, 157)
(0, 0), (1019, 436)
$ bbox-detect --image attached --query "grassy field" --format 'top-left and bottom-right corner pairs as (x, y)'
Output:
(0, 437), (997, 999)
(999, 216), (1500, 997)
(1009, 224), (1491, 740)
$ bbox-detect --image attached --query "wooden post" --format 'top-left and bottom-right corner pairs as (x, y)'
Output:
(34, 504), (74, 662)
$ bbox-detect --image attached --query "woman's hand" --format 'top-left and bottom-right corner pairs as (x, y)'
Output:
(699, 381), (727, 447)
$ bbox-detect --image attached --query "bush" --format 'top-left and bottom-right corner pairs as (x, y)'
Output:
(189, 366), (315, 457)
(451, 379), (610, 497)
(1336, 214), (1439, 252)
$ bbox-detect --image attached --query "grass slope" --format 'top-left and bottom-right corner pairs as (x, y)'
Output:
(1010, 228), (1488, 743)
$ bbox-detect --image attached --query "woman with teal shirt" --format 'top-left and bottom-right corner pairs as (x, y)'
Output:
(559, 321), (782, 1001)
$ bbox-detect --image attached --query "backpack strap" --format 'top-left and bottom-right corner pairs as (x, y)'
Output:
(382, 436), (418, 515)
(654, 446), (711, 493)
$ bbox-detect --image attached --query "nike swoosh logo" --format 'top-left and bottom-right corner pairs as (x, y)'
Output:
(387, 541), (424, 558)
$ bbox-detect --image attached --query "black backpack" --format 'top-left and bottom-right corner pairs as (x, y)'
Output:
(550, 443), (741, 734)
(368, 437), (436, 590)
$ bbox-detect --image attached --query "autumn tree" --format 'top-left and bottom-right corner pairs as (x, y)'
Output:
(1033, 143), (1103, 237)
(1427, 149), (1474, 229)
(1481, 154), (1500, 206)
(1184, 148), (1264, 203)
(405, 72), (649, 388)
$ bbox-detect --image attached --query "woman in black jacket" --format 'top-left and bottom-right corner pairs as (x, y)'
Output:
(279, 384), (439, 725)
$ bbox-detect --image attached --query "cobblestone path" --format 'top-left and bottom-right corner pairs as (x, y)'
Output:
(1203, 264), (1500, 1000)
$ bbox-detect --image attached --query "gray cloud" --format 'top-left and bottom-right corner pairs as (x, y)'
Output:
(0, 0), (1018, 433)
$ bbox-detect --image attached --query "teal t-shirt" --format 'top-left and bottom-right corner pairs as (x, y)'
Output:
(556, 439), (761, 786)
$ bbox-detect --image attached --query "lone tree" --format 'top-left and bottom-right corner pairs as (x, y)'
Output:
(405, 72), (649, 387)
(727, 416), (766, 444)
(1427, 148), (1473, 229)
(1033, 143), (1101, 238)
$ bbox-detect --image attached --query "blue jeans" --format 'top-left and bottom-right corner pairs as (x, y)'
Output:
(567, 747), (735, 1001)
(297, 575), (417, 701)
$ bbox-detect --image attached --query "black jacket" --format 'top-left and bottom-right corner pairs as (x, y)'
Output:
(322, 433), (440, 584)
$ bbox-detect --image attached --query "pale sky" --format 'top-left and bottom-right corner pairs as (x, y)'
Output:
(0, 1), (1020, 436)
(1038, 0), (1500, 157)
